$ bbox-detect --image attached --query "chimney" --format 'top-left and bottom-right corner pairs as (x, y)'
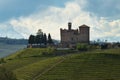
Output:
(68, 22), (72, 30)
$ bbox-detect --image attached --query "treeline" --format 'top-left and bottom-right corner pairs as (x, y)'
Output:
(0, 37), (28, 45)
(28, 33), (54, 46)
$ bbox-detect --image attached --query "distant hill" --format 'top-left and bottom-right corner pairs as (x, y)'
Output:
(1, 48), (120, 80)
(0, 37), (28, 45)
(0, 37), (60, 58)
(0, 37), (27, 58)
(0, 37), (60, 45)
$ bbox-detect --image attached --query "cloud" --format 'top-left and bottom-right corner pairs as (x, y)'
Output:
(9, 0), (88, 39)
(84, 0), (120, 19)
(0, 0), (68, 22)
(0, 0), (120, 42)
(0, 22), (23, 38)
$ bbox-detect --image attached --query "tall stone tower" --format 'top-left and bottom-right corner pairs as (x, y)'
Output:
(60, 22), (90, 48)
(79, 24), (90, 43)
(68, 22), (72, 30)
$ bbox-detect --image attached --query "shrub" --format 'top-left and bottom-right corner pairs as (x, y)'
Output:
(89, 45), (101, 50)
(101, 44), (108, 49)
(42, 47), (55, 56)
(76, 43), (88, 51)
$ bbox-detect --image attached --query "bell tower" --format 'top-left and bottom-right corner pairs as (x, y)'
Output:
(68, 22), (72, 30)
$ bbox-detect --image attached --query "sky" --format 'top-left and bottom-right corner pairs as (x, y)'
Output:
(0, 0), (120, 42)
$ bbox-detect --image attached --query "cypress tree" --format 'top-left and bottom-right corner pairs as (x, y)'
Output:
(39, 34), (44, 45)
(48, 33), (53, 44)
(43, 33), (47, 45)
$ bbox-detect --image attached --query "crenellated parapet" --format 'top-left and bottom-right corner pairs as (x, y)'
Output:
(60, 22), (90, 48)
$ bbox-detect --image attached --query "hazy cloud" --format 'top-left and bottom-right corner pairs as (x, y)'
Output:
(84, 0), (120, 19)
(0, 0), (120, 42)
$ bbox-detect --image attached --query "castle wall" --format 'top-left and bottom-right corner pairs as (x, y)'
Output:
(78, 26), (90, 43)
(60, 23), (90, 48)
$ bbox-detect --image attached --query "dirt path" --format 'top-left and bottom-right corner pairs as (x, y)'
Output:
(33, 57), (65, 80)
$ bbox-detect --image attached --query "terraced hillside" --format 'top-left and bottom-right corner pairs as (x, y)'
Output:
(38, 49), (120, 80)
(1, 48), (120, 80)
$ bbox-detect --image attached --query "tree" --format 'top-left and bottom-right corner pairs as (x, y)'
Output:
(47, 33), (53, 44)
(40, 34), (44, 45)
(43, 33), (47, 45)
(28, 35), (35, 45)
(28, 35), (32, 44)
(28, 29), (54, 47)
(35, 33), (44, 45)
(35, 35), (40, 45)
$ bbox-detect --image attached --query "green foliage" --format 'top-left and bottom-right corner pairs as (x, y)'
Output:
(76, 43), (89, 51)
(28, 30), (54, 46)
(0, 66), (17, 80)
(89, 45), (101, 50)
(43, 33), (47, 45)
(47, 47), (55, 54)
(101, 43), (108, 49)
(42, 47), (55, 56)
(28, 35), (35, 44)
(47, 33), (53, 44)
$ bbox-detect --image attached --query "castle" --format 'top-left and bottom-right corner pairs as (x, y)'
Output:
(60, 22), (90, 48)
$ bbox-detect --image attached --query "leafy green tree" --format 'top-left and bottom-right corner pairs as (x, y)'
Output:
(35, 35), (40, 45)
(29, 30), (54, 46)
(28, 35), (35, 44)
(35, 33), (44, 45)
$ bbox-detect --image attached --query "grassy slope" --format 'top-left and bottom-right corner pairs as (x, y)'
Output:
(38, 49), (120, 80)
(2, 48), (120, 80)
(3, 48), (64, 80)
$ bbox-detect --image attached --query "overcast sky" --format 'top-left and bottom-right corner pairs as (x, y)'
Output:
(0, 0), (120, 42)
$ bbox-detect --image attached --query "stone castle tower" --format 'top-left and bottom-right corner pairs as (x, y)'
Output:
(60, 22), (90, 47)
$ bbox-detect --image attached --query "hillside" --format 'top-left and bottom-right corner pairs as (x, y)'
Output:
(1, 48), (120, 80)
(0, 37), (28, 45)
(38, 49), (120, 80)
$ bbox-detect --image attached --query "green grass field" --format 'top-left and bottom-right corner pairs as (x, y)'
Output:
(1, 48), (120, 80)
